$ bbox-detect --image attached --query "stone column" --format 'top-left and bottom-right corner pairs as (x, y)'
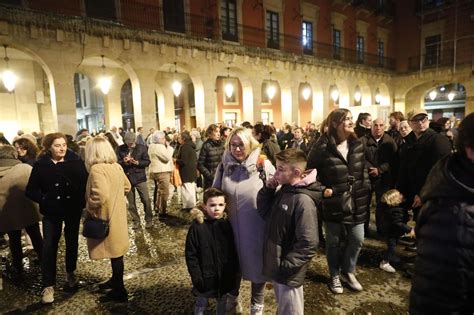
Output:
(103, 86), (122, 130)
(156, 77), (176, 130)
(135, 69), (158, 132)
(49, 65), (78, 135)
(182, 83), (192, 128)
(251, 78), (262, 124)
(195, 77), (218, 128)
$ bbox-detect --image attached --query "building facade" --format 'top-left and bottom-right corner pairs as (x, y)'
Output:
(0, 0), (472, 140)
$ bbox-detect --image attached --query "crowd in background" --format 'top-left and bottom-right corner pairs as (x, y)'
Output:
(0, 108), (472, 314)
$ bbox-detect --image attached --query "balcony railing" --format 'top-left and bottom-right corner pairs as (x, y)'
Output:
(0, 0), (396, 71)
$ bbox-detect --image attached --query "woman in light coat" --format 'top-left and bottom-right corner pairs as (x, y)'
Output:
(0, 145), (42, 275)
(148, 130), (174, 217)
(213, 128), (275, 315)
(84, 136), (131, 303)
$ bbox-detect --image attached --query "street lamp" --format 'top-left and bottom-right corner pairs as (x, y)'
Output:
(99, 55), (111, 95)
(301, 76), (311, 101)
(354, 85), (361, 103)
(375, 88), (382, 104)
(330, 84), (339, 102)
(171, 62), (182, 97)
(266, 72), (276, 101)
(224, 66), (234, 98)
(429, 89), (437, 101)
(448, 91), (455, 101)
(2, 45), (17, 92)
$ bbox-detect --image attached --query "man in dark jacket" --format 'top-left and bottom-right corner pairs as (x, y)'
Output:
(198, 124), (225, 189)
(397, 109), (451, 227)
(257, 149), (320, 314)
(410, 113), (474, 315)
(117, 132), (153, 229)
(362, 118), (398, 235)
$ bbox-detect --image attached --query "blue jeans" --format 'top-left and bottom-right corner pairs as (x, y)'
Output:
(324, 222), (364, 277)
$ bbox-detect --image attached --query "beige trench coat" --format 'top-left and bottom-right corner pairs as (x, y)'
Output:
(85, 163), (131, 260)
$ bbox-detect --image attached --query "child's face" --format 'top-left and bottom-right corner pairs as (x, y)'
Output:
(274, 160), (300, 185)
(204, 196), (226, 220)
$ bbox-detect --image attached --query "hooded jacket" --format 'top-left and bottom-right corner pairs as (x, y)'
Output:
(257, 169), (322, 287)
(410, 153), (474, 314)
(117, 143), (150, 186)
(197, 139), (225, 188)
(185, 208), (240, 298)
(25, 149), (88, 217)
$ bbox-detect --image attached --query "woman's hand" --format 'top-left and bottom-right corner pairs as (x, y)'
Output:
(408, 228), (416, 239)
(323, 188), (333, 198)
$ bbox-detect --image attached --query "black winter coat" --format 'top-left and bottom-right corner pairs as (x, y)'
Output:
(354, 124), (371, 138)
(397, 129), (451, 205)
(307, 134), (370, 224)
(197, 139), (224, 188)
(381, 204), (411, 238)
(409, 153), (474, 315)
(257, 177), (321, 287)
(362, 133), (398, 190)
(286, 139), (309, 155)
(176, 141), (198, 183)
(117, 143), (150, 186)
(25, 150), (88, 217)
(185, 211), (240, 298)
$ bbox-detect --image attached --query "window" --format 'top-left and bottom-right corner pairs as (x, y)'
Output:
(425, 34), (441, 67)
(333, 29), (341, 59)
(221, 0), (238, 41)
(261, 111), (270, 125)
(0, 0), (23, 6)
(85, 0), (116, 20)
(378, 41), (385, 66)
(163, 0), (185, 33)
(302, 21), (313, 54)
(223, 112), (237, 127)
(266, 11), (279, 49)
(356, 36), (364, 63)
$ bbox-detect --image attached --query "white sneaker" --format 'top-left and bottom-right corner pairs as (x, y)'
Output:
(41, 286), (54, 304)
(341, 272), (363, 291)
(379, 261), (396, 273)
(328, 275), (343, 294)
(250, 303), (264, 315)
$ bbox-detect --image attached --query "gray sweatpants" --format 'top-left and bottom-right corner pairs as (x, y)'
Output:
(273, 281), (304, 315)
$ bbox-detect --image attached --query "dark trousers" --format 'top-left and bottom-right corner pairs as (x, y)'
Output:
(111, 256), (125, 291)
(126, 182), (153, 224)
(7, 223), (43, 269)
(42, 215), (81, 287)
(384, 237), (397, 262)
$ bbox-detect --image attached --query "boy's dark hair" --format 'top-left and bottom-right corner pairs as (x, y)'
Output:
(456, 112), (474, 153)
(275, 148), (307, 170)
(253, 123), (275, 142)
(203, 187), (227, 204)
(389, 111), (404, 121)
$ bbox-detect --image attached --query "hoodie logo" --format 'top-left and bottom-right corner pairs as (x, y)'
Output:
(282, 204), (288, 211)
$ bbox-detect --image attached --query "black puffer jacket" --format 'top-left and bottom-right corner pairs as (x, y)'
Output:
(381, 204), (411, 238)
(362, 133), (397, 189)
(176, 141), (198, 183)
(410, 153), (474, 315)
(257, 170), (322, 287)
(307, 134), (370, 224)
(25, 150), (88, 217)
(197, 139), (224, 188)
(117, 143), (150, 186)
(185, 209), (240, 298)
(261, 138), (280, 166)
(397, 128), (451, 204)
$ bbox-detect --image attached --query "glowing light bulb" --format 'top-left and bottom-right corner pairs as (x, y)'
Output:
(98, 77), (111, 95)
(224, 82), (234, 98)
(172, 80), (182, 97)
(2, 69), (17, 92)
(302, 86), (311, 101)
(267, 84), (276, 100)
(448, 92), (455, 101)
(354, 91), (361, 103)
(330, 88), (339, 102)
(429, 90), (437, 101)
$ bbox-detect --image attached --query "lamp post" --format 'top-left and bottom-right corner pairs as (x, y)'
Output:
(330, 84), (339, 102)
(172, 62), (182, 97)
(354, 85), (361, 104)
(266, 72), (276, 101)
(2, 45), (17, 92)
(375, 88), (382, 104)
(98, 55), (111, 95)
(224, 66), (234, 98)
(301, 76), (311, 101)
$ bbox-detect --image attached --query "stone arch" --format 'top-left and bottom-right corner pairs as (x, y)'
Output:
(0, 43), (56, 139)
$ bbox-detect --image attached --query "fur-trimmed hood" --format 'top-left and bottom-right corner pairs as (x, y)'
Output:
(190, 206), (228, 224)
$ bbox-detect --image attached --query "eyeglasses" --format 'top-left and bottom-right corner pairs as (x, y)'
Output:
(230, 143), (245, 150)
(343, 117), (353, 122)
(410, 116), (428, 123)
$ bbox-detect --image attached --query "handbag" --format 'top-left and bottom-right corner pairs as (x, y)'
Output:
(171, 161), (183, 187)
(82, 216), (110, 239)
(321, 176), (356, 222)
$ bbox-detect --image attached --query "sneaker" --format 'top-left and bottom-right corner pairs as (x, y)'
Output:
(379, 260), (396, 273)
(41, 286), (54, 304)
(250, 303), (264, 315)
(340, 272), (363, 291)
(328, 275), (343, 294)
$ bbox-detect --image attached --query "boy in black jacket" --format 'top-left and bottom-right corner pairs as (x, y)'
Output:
(185, 188), (239, 315)
(257, 148), (321, 315)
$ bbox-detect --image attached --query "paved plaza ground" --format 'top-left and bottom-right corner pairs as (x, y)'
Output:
(0, 187), (414, 314)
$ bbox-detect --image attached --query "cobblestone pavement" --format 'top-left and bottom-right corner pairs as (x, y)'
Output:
(0, 185), (414, 314)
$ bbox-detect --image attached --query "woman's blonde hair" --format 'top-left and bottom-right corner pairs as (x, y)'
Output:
(84, 136), (117, 172)
(225, 127), (260, 156)
(381, 189), (402, 207)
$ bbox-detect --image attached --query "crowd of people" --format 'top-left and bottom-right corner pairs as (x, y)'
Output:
(0, 109), (472, 314)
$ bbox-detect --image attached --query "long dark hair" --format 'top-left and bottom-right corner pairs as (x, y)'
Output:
(253, 123), (275, 143)
(327, 109), (357, 144)
(13, 137), (39, 160)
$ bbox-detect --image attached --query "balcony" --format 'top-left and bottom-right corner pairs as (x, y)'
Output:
(0, 0), (396, 71)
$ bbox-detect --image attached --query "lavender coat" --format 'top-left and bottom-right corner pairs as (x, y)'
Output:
(213, 147), (275, 283)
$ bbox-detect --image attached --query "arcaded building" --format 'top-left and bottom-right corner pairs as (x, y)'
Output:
(0, 0), (472, 140)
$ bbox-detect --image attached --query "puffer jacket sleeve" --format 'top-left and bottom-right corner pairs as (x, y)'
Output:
(280, 195), (319, 276)
(25, 164), (43, 204)
(197, 142), (212, 181)
(185, 223), (203, 289)
(212, 162), (224, 189)
(257, 186), (276, 220)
